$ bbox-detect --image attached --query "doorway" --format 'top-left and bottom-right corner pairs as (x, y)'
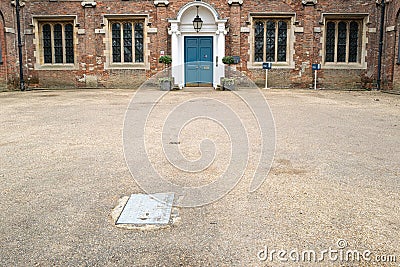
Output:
(184, 37), (213, 87)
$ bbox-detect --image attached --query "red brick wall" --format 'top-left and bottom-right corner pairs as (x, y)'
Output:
(3, 0), (395, 90)
(0, 11), (7, 89)
(394, 10), (400, 90)
(386, 2), (400, 91)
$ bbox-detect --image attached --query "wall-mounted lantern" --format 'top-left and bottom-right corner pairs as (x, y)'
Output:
(192, 6), (203, 32)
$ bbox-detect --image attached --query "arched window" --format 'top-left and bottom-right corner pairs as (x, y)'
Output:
(277, 21), (287, 62)
(134, 23), (144, 63)
(41, 22), (75, 64)
(324, 20), (361, 64)
(349, 21), (359, 62)
(325, 22), (335, 62)
(112, 23), (121, 62)
(253, 19), (289, 63)
(42, 24), (52, 63)
(111, 21), (144, 63)
(254, 21), (264, 62)
(337, 22), (347, 62)
(265, 21), (276, 62)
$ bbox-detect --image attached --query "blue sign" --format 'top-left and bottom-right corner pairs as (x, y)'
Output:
(232, 56), (240, 64)
(262, 62), (272, 70)
(312, 63), (321, 70)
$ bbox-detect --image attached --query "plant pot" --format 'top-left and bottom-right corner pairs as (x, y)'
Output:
(159, 80), (172, 91)
(222, 78), (236, 91)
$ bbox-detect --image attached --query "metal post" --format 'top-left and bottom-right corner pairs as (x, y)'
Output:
(264, 69), (269, 89)
(314, 70), (317, 90)
(15, 0), (25, 91)
(377, 0), (385, 90)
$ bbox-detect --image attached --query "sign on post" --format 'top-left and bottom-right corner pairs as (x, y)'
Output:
(262, 62), (272, 89)
(262, 62), (272, 70)
(312, 63), (321, 71)
(312, 63), (321, 90)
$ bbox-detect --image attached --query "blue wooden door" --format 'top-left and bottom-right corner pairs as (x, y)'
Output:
(184, 37), (213, 87)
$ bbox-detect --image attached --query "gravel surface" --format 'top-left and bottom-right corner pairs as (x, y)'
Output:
(0, 89), (399, 266)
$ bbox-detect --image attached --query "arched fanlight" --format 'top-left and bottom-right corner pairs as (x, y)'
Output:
(192, 6), (203, 32)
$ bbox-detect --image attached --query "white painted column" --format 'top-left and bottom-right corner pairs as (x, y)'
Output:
(169, 22), (184, 88)
(215, 22), (226, 87)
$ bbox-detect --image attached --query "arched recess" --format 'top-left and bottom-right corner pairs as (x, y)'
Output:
(0, 10), (7, 89)
(394, 9), (400, 90)
(168, 2), (227, 88)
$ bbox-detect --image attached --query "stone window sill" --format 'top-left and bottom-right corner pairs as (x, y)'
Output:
(106, 63), (149, 70)
(322, 63), (366, 70)
(247, 62), (295, 69)
(35, 64), (78, 71)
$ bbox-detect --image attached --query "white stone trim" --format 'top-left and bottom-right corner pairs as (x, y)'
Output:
(154, 0), (169, 7)
(386, 26), (395, 32)
(102, 15), (150, 70)
(228, 0), (243, 5)
(302, 0), (317, 5)
(81, 1), (96, 8)
(320, 14), (369, 69)
(169, 2), (227, 88)
(247, 15), (296, 70)
(32, 16), (79, 70)
(5, 27), (15, 33)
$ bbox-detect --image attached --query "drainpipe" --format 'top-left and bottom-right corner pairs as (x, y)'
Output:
(376, 0), (385, 90)
(15, 0), (25, 91)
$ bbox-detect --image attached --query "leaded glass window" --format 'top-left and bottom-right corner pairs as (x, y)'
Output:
(253, 19), (289, 63)
(123, 23), (133, 62)
(43, 24), (52, 64)
(41, 22), (75, 64)
(135, 23), (144, 63)
(112, 23), (121, 62)
(254, 22), (264, 62)
(111, 20), (144, 64)
(325, 22), (335, 62)
(54, 24), (63, 63)
(277, 21), (287, 62)
(266, 21), (276, 62)
(348, 22), (359, 63)
(65, 24), (74, 64)
(337, 22), (347, 62)
(324, 20), (362, 64)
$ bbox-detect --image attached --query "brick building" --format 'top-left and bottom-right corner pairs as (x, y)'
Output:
(0, 0), (399, 90)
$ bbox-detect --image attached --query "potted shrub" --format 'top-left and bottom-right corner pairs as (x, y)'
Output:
(221, 56), (235, 90)
(158, 55), (173, 91)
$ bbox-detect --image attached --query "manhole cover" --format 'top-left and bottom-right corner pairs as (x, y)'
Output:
(116, 193), (174, 225)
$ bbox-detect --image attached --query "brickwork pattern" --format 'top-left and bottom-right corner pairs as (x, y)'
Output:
(386, 1), (400, 91)
(0, 0), (398, 90)
(0, 12), (6, 89)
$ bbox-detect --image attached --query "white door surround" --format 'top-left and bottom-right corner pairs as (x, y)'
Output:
(168, 1), (227, 88)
